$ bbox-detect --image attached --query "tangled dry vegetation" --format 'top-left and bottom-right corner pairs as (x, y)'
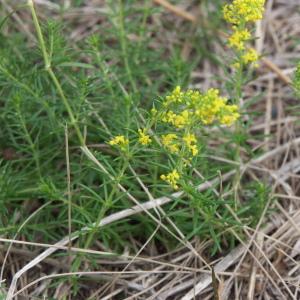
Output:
(1, 0), (300, 299)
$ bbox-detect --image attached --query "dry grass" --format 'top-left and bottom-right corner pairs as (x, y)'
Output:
(1, 0), (300, 299)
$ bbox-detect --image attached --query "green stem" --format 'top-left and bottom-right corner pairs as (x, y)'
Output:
(232, 62), (244, 209)
(28, 0), (50, 69)
(118, 0), (137, 94)
(47, 68), (84, 145)
(27, 0), (84, 146)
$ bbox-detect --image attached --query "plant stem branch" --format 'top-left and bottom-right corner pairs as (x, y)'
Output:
(27, 0), (84, 146)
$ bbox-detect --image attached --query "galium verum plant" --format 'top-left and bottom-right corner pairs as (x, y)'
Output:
(109, 86), (240, 189)
(108, 0), (266, 191)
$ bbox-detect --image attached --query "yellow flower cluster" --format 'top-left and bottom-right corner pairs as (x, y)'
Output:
(108, 135), (129, 150)
(161, 132), (199, 156)
(138, 129), (151, 145)
(162, 110), (189, 128)
(161, 133), (179, 153)
(157, 86), (239, 189)
(162, 86), (239, 127)
(228, 27), (250, 50)
(224, 0), (265, 25)
(224, 0), (265, 66)
(183, 133), (198, 156)
(242, 48), (258, 64)
(160, 169), (180, 190)
(109, 128), (151, 151)
(164, 85), (184, 104)
(218, 105), (240, 126)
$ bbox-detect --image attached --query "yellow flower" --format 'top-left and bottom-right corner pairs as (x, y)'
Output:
(183, 133), (196, 145)
(242, 48), (259, 64)
(224, 1), (264, 70)
(190, 145), (199, 156)
(162, 110), (189, 128)
(108, 135), (129, 150)
(173, 110), (189, 128)
(195, 89), (226, 125)
(165, 85), (183, 105)
(138, 129), (151, 145)
(161, 169), (180, 189)
(223, 0), (265, 25)
(183, 133), (199, 156)
(228, 28), (251, 50)
(220, 115), (236, 125)
(161, 87), (239, 129)
(231, 62), (241, 69)
(161, 134), (179, 153)
(219, 105), (240, 126)
(162, 110), (176, 123)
